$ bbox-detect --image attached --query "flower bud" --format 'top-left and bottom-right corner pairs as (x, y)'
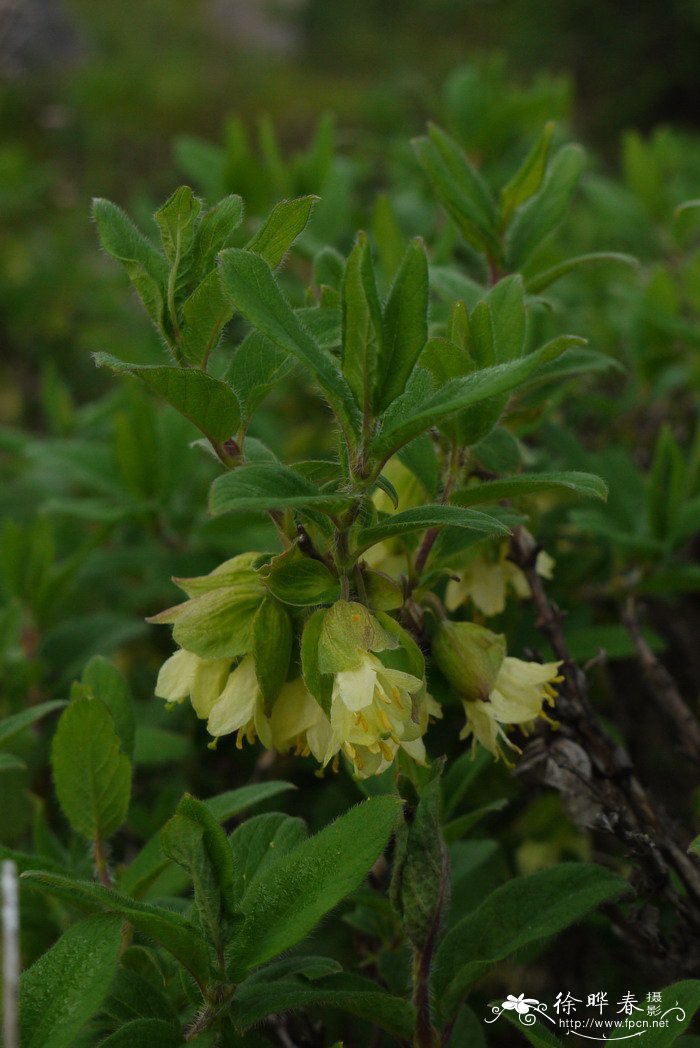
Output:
(431, 620), (506, 702)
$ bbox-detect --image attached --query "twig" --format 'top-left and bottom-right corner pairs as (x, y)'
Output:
(621, 595), (700, 766)
(2, 861), (19, 1048)
(509, 525), (700, 968)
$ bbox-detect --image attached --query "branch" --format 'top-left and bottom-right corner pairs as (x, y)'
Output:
(509, 525), (700, 969)
(621, 595), (700, 766)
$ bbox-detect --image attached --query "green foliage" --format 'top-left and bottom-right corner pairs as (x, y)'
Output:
(226, 796), (401, 974)
(6, 49), (700, 1048)
(434, 864), (630, 1017)
(19, 914), (123, 1048)
(51, 695), (132, 842)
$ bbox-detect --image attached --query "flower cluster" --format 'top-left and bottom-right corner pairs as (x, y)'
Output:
(151, 547), (561, 776)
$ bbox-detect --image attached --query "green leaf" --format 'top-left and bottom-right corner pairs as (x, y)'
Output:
(506, 144), (585, 269)
(487, 275), (526, 362)
(92, 198), (167, 327)
(204, 780), (297, 821)
(376, 238), (429, 411)
(20, 914), (123, 1048)
(154, 185), (201, 263)
(259, 545), (340, 607)
(501, 1009), (564, 1048)
(0, 700), (65, 750)
(179, 269), (234, 366)
(603, 981), (700, 1047)
(98, 1019), (182, 1048)
(232, 971), (415, 1039)
(413, 124), (499, 257)
(209, 462), (352, 516)
(21, 871), (211, 980)
(51, 696), (131, 842)
(500, 121), (556, 227)
(160, 794), (236, 943)
(227, 330), (296, 422)
(371, 336), (584, 459)
(341, 231), (382, 415)
(120, 781), (296, 899)
(82, 655), (135, 760)
(521, 346), (624, 388)
(434, 863), (630, 1018)
(362, 568), (404, 611)
(354, 505), (509, 556)
(252, 597), (293, 711)
(525, 252), (638, 294)
(226, 796), (401, 975)
(191, 194), (244, 279)
(218, 249), (360, 439)
(94, 353), (241, 446)
(450, 471), (608, 507)
(230, 812), (307, 900)
(246, 195), (319, 268)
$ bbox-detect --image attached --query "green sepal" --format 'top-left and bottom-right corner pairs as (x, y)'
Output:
(258, 545), (341, 607)
(317, 601), (398, 675)
(252, 598), (293, 713)
(361, 569), (404, 611)
(300, 609), (334, 715)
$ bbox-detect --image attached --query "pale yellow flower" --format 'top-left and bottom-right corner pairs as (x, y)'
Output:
(446, 543), (555, 617)
(460, 656), (562, 761)
(206, 655), (272, 749)
(327, 652), (432, 777)
(269, 678), (334, 762)
(155, 648), (230, 718)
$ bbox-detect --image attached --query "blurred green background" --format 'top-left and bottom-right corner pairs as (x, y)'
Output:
(3, 0), (699, 417)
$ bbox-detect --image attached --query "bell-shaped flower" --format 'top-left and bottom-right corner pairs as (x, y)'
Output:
(206, 654), (272, 749)
(329, 654), (427, 775)
(446, 542), (554, 617)
(269, 678), (334, 762)
(312, 600), (436, 777)
(432, 619), (562, 761)
(155, 648), (230, 718)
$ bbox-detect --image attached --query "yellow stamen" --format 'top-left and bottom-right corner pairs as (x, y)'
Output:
(379, 709), (393, 732)
(379, 740), (394, 761)
(235, 729), (244, 750)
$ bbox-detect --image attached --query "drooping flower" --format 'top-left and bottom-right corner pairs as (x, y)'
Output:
(206, 654), (272, 749)
(445, 542), (555, 617)
(328, 653), (428, 776)
(306, 600), (438, 778)
(155, 648), (230, 718)
(269, 677), (334, 762)
(432, 620), (562, 761)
